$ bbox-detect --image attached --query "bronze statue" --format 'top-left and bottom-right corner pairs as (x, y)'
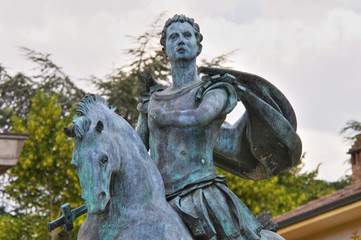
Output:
(50, 14), (301, 240)
(62, 95), (193, 239)
(136, 14), (301, 239)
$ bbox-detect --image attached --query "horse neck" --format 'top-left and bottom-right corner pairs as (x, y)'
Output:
(108, 134), (167, 216)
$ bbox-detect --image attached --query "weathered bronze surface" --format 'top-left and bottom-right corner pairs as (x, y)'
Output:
(47, 203), (87, 232)
(135, 14), (300, 239)
(64, 94), (193, 239)
(52, 14), (301, 240)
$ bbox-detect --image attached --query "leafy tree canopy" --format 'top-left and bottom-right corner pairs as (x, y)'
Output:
(1, 92), (83, 240)
(91, 14), (349, 219)
(0, 49), (85, 239)
(0, 13), (353, 240)
(0, 47), (84, 133)
(219, 154), (351, 217)
(341, 120), (361, 142)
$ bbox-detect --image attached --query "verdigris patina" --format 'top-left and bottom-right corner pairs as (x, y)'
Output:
(50, 14), (301, 240)
(63, 94), (193, 239)
(136, 14), (301, 239)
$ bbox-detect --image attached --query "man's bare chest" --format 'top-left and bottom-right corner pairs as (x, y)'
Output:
(150, 85), (200, 111)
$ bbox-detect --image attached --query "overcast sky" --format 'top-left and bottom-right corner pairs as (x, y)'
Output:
(1, 0), (361, 181)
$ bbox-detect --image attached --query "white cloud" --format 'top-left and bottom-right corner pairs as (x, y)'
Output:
(298, 128), (351, 181)
(1, 0), (360, 182)
(198, 6), (361, 135)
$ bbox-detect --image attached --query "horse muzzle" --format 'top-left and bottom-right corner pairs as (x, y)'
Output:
(86, 191), (110, 215)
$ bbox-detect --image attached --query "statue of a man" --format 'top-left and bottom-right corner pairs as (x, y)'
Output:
(137, 14), (300, 240)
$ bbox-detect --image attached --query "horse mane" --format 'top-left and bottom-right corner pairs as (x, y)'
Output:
(64, 93), (116, 139)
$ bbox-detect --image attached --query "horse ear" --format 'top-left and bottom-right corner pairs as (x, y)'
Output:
(95, 121), (104, 133)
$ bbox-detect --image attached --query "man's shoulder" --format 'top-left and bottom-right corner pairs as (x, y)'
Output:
(152, 81), (203, 101)
(196, 75), (238, 102)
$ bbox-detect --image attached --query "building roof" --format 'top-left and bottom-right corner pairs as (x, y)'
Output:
(275, 134), (361, 228)
(274, 185), (361, 228)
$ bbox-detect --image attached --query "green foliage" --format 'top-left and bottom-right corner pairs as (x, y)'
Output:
(21, 48), (84, 115)
(199, 49), (238, 68)
(351, 230), (361, 240)
(0, 66), (35, 132)
(91, 14), (351, 219)
(341, 120), (361, 142)
(218, 156), (343, 217)
(0, 48), (86, 239)
(0, 48), (84, 133)
(0, 211), (83, 240)
(3, 92), (83, 239)
(92, 15), (169, 127)
(92, 70), (142, 127)
(0, 212), (49, 240)
(0, 13), (354, 239)
(329, 174), (352, 190)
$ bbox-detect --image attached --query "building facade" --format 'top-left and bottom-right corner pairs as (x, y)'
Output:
(274, 136), (361, 240)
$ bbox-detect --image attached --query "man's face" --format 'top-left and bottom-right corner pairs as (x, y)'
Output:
(165, 21), (199, 62)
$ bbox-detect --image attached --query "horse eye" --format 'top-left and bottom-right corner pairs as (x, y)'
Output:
(71, 163), (78, 170)
(100, 156), (108, 165)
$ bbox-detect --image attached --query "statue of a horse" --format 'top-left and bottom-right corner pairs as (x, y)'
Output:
(64, 94), (284, 240)
(64, 94), (192, 239)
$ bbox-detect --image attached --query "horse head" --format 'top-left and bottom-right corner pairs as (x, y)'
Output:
(64, 94), (194, 239)
(65, 94), (120, 215)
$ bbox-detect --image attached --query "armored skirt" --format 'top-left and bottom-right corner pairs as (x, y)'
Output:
(167, 176), (262, 240)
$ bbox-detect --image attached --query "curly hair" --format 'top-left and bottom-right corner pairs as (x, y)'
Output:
(160, 14), (203, 56)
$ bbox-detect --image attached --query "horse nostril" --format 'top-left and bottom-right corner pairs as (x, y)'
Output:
(98, 191), (106, 201)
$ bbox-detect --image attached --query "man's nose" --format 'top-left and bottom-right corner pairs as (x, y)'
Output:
(177, 36), (185, 45)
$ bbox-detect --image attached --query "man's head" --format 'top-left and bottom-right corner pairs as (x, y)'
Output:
(160, 14), (203, 58)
